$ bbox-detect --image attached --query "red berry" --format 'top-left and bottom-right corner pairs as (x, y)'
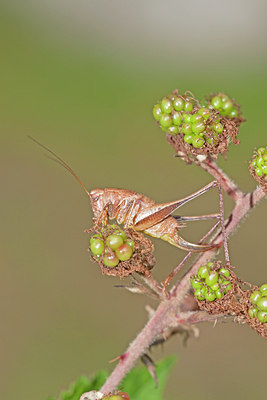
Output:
(115, 243), (133, 261)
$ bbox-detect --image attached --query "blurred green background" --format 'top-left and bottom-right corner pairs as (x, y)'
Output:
(1, 1), (266, 399)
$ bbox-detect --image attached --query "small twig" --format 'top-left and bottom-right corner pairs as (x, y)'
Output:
(200, 158), (244, 201)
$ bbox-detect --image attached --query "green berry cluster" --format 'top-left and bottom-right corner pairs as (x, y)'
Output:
(152, 92), (226, 149)
(191, 263), (232, 302)
(248, 284), (267, 323)
(251, 147), (267, 178)
(90, 226), (134, 268)
(204, 93), (239, 119)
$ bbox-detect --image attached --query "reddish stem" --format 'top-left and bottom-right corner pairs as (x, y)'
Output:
(99, 185), (266, 395)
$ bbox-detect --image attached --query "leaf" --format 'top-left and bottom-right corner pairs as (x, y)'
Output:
(46, 370), (108, 400)
(119, 356), (177, 400)
(46, 356), (176, 400)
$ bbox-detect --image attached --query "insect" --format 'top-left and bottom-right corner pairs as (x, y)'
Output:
(29, 137), (224, 253)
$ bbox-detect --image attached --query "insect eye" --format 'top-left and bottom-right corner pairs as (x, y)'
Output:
(94, 196), (99, 202)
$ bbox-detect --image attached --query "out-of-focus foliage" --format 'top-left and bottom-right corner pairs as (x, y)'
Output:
(46, 357), (176, 400)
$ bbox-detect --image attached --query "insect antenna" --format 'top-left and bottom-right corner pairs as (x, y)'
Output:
(28, 136), (90, 197)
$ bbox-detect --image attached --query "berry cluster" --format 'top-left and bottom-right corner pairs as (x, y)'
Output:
(153, 93), (222, 148)
(249, 147), (267, 192)
(90, 225), (134, 268)
(248, 284), (267, 323)
(191, 263), (232, 302)
(251, 147), (267, 177)
(203, 93), (240, 119)
(153, 90), (240, 160)
(88, 224), (155, 277)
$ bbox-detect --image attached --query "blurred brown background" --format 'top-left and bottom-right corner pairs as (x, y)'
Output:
(0, 1), (266, 399)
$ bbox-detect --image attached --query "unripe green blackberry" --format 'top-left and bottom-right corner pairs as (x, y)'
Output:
(192, 135), (205, 148)
(173, 111), (182, 126)
(190, 277), (203, 289)
(219, 267), (230, 278)
(191, 263), (232, 302)
(191, 114), (203, 123)
(257, 311), (267, 323)
(248, 283), (267, 324)
(194, 288), (205, 301)
(211, 96), (223, 109)
(89, 224), (137, 271)
(182, 113), (192, 123)
(90, 236), (105, 255)
(192, 121), (205, 134)
(153, 89), (240, 159)
(181, 123), (192, 135)
(205, 270), (219, 287)
(161, 97), (173, 114)
(106, 234), (124, 250)
(88, 224), (155, 277)
(222, 100), (234, 114)
(213, 122), (223, 134)
(152, 104), (162, 121)
(198, 108), (210, 119)
(248, 307), (258, 319)
(160, 114), (172, 128)
(173, 96), (185, 111)
(205, 290), (216, 302)
(197, 265), (210, 279)
(168, 125), (179, 135)
(249, 146), (267, 192)
(184, 100), (193, 112)
(260, 284), (267, 295)
(215, 289), (224, 299)
(250, 290), (261, 304)
(103, 250), (120, 267)
(183, 134), (194, 144)
(256, 297), (267, 312)
(229, 109), (238, 118)
(206, 92), (242, 120)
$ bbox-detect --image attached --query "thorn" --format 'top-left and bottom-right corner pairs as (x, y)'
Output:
(109, 352), (128, 363)
(145, 305), (155, 319)
(213, 318), (218, 328)
(141, 353), (158, 388)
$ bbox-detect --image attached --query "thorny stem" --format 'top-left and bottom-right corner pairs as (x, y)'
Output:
(200, 158), (244, 201)
(174, 185), (265, 299)
(99, 163), (266, 395)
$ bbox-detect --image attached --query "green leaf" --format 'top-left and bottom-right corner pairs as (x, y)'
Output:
(119, 356), (177, 400)
(46, 370), (108, 400)
(46, 356), (176, 400)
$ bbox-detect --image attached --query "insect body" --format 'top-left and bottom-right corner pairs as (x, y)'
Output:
(29, 137), (222, 253)
(90, 185), (220, 252)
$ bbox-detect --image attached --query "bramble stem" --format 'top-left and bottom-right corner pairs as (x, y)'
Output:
(99, 185), (266, 395)
(200, 159), (244, 201)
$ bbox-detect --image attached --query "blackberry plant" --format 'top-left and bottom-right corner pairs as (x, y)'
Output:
(34, 88), (266, 400)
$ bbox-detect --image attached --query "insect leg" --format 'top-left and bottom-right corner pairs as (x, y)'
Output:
(134, 180), (219, 231)
(162, 220), (221, 295)
(173, 213), (221, 222)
